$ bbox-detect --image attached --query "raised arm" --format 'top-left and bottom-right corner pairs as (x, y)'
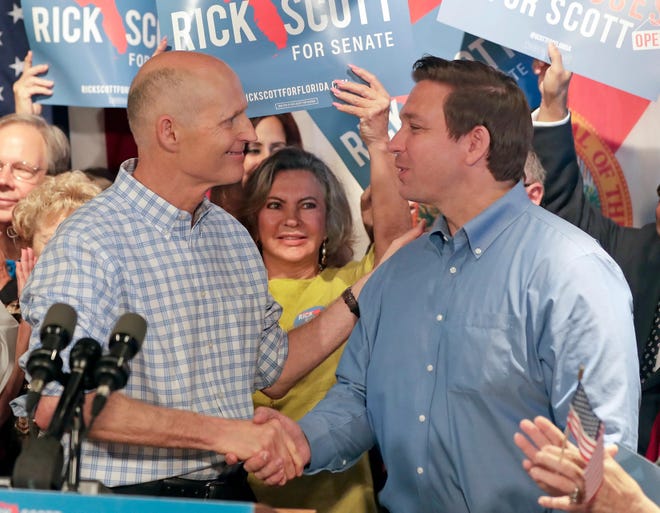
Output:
(331, 65), (412, 264)
(532, 43), (640, 256)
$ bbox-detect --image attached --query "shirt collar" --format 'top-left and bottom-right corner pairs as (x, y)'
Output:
(429, 181), (530, 258)
(115, 159), (213, 236)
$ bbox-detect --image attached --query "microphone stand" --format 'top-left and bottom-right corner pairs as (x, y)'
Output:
(66, 396), (86, 491)
(11, 371), (86, 490)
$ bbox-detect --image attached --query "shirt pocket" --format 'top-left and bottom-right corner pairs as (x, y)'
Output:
(446, 312), (528, 394)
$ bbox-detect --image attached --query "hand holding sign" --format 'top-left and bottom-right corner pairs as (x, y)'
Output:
(331, 65), (392, 150)
(533, 43), (573, 122)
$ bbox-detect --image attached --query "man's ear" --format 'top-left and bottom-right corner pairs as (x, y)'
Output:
(464, 125), (490, 166)
(155, 114), (178, 152)
(525, 181), (544, 206)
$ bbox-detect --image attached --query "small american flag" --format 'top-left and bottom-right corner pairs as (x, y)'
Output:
(566, 380), (605, 503)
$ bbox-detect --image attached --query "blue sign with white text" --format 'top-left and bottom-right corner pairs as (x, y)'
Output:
(156, 0), (416, 116)
(437, 0), (660, 100)
(22, 0), (159, 107)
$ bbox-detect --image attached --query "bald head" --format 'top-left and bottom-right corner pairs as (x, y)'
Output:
(127, 51), (241, 146)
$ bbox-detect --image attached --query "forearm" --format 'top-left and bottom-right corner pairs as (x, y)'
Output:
(35, 392), (231, 454)
(35, 391), (304, 479)
(369, 142), (411, 264)
(263, 275), (368, 398)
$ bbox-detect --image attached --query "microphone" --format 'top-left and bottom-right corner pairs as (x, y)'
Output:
(91, 313), (147, 418)
(25, 303), (77, 414)
(46, 337), (102, 440)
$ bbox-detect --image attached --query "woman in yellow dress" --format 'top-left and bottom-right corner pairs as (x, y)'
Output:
(240, 66), (412, 513)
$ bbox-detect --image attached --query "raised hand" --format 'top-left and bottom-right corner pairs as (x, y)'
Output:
(151, 36), (168, 58)
(514, 416), (573, 496)
(16, 247), (37, 297)
(331, 64), (391, 150)
(13, 51), (53, 115)
(532, 43), (573, 122)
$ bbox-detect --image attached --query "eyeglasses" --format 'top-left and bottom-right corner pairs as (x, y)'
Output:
(0, 160), (46, 183)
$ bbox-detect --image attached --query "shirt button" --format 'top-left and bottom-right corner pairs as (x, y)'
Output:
(436, 314), (443, 321)
(342, 459), (347, 466)
(426, 364), (434, 372)
(417, 467), (424, 475)
(419, 414), (426, 423)
(201, 291), (207, 298)
(475, 248), (482, 255)
(449, 266), (457, 274)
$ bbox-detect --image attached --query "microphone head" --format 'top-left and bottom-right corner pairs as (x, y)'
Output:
(69, 337), (102, 367)
(40, 303), (77, 341)
(70, 337), (103, 390)
(110, 312), (147, 353)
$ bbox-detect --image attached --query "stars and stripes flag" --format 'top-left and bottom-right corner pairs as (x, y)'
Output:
(0, 1), (29, 116)
(566, 380), (605, 503)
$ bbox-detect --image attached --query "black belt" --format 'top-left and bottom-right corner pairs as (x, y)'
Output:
(111, 464), (255, 502)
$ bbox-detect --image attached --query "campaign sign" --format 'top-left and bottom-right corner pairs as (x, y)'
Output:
(156, 0), (415, 117)
(437, 0), (660, 101)
(22, 0), (160, 107)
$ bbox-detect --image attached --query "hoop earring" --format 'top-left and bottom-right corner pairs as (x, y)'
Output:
(319, 238), (328, 271)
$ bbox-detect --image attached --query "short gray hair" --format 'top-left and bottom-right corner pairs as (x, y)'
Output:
(0, 113), (71, 174)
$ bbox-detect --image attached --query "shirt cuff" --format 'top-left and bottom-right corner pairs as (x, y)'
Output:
(299, 414), (358, 474)
(532, 108), (571, 127)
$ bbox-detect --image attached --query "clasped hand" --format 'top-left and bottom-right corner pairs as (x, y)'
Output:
(225, 407), (311, 486)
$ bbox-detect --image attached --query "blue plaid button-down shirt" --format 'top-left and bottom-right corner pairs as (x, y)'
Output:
(21, 160), (287, 486)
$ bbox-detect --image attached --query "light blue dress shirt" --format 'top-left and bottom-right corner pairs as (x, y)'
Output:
(18, 161), (287, 486)
(299, 182), (639, 513)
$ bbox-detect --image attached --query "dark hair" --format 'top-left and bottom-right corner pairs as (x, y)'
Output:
(250, 113), (303, 148)
(241, 147), (354, 267)
(411, 56), (532, 182)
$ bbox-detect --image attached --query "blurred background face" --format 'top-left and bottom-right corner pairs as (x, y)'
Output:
(257, 169), (327, 278)
(243, 116), (287, 185)
(0, 124), (48, 225)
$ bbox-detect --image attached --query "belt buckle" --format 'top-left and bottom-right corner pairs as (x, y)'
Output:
(204, 480), (216, 499)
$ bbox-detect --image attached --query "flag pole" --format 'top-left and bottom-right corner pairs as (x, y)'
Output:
(559, 365), (585, 463)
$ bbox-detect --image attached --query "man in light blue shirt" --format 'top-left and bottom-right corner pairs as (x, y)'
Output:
(253, 56), (639, 512)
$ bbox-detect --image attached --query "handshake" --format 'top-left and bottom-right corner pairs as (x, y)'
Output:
(224, 407), (310, 486)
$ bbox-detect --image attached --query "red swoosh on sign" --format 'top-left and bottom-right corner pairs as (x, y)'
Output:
(247, 0), (288, 50)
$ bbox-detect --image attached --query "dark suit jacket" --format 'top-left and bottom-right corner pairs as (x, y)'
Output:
(533, 119), (660, 456)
